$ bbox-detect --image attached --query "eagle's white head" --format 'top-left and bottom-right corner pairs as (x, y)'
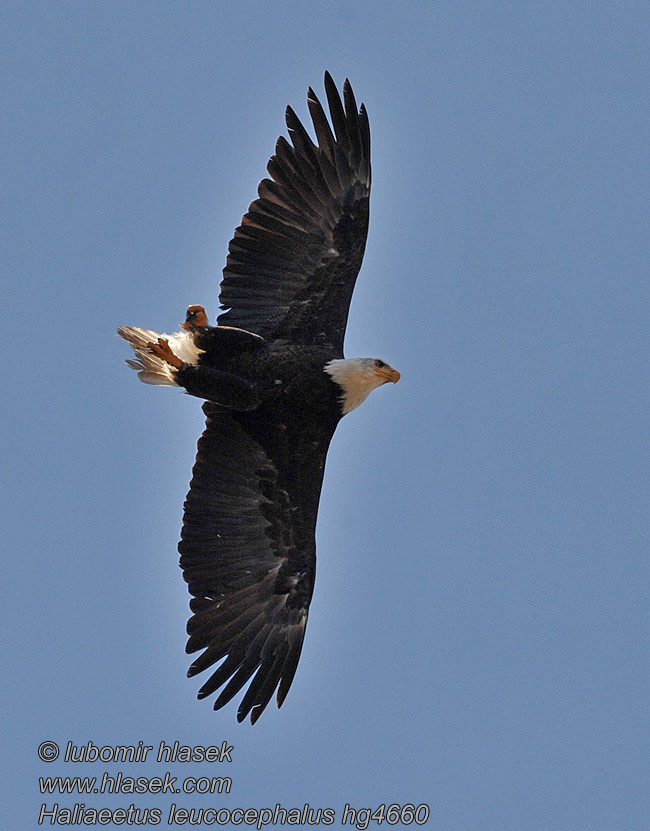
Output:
(324, 357), (401, 414)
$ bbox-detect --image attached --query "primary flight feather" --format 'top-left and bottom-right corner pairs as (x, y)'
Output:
(119, 73), (399, 724)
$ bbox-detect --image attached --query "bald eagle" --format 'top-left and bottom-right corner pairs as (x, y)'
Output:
(119, 73), (399, 723)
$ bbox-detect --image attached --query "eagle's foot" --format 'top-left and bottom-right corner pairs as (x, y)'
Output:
(181, 305), (208, 331)
(146, 338), (183, 369)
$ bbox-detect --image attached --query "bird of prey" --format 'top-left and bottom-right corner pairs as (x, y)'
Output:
(119, 73), (400, 723)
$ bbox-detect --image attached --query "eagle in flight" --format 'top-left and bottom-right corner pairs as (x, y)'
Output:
(119, 73), (400, 723)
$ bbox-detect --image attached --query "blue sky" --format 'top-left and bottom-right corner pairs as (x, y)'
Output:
(3, 1), (650, 828)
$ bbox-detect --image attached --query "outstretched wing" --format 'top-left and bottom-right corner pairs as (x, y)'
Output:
(178, 404), (336, 723)
(217, 72), (371, 352)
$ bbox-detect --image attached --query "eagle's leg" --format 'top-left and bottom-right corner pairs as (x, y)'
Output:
(147, 336), (260, 411)
(147, 338), (183, 368)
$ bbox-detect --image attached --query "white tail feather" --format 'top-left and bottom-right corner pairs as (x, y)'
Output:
(117, 326), (203, 386)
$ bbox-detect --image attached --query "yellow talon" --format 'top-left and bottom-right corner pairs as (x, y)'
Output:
(146, 338), (183, 369)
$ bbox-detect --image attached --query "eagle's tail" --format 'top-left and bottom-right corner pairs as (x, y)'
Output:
(117, 326), (201, 386)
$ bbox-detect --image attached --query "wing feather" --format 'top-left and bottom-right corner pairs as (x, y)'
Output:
(178, 406), (326, 722)
(307, 87), (337, 163)
(218, 72), (371, 350)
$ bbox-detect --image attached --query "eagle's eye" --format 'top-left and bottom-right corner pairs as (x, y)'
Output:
(374, 360), (385, 368)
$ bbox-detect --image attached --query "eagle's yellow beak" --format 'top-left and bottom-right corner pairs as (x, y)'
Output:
(375, 366), (401, 384)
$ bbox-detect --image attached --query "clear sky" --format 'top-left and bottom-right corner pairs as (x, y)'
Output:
(4, 1), (649, 829)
